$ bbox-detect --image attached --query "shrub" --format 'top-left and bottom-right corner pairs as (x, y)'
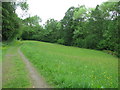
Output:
(84, 35), (99, 49)
(73, 38), (85, 48)
(57, 39), (65, 44)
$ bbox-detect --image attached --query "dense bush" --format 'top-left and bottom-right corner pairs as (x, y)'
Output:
(57, 39), (65, 44)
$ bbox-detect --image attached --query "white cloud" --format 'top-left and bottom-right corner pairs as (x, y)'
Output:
(16, 0), (108, 25)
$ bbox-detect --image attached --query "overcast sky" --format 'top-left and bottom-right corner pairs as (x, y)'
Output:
(16, 0), (108, 25)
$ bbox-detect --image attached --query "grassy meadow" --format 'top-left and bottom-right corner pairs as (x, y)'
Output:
(20, 41), (118, 88)
(2, 1), (119, 89)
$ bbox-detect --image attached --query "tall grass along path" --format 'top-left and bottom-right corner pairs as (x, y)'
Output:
(18, 48), (49, 88)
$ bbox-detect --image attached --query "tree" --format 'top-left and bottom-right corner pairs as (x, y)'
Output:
(72, 6), (90, 47)
(61, 6), (75, 45)
(18, 1), (120, 57)
(2, 2), (28, 41)
(21, 15), (42, 40)
(43, 19), (61, 42)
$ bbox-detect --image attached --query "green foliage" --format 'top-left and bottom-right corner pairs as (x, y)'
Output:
(61, 7), (75, 45)
(2, 2), (17, 41)
(84, 35), (99, 49)
(21, 16), (43, 40)
(72, 38), (84, 48)
(73, 5), (88, 20)
(21, 18), (62, 43)
(19, 2), (29, 11)
(57, 38), (65, 44)
(4, 1), (119, 57)
(20, 1), (120, 57)
(43, 19), (61, 42)
(21, 41), (118, 88)
(2, 2), (28, 41)
(23, 15), (41, 26)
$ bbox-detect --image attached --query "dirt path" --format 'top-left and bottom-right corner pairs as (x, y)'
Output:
(18, 48), (49, 88)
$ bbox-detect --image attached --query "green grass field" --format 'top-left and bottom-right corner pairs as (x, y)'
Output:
(2, 42), (32, 88)
(20, 41), (118, 88)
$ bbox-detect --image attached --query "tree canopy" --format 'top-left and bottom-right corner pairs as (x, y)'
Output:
(2, 1), (120, 57)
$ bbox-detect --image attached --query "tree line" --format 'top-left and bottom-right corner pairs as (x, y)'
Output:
(2, 2), (120, 57)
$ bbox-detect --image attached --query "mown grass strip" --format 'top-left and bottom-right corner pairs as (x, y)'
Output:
(2, 43), (32, 88)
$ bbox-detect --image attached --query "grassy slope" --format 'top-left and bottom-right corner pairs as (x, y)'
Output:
(21, 41), (118, 88)
(2, 42), (32, 88)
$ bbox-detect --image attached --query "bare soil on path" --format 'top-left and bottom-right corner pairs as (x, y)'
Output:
(3, 45), (50, 88)
(18, 48), (49, 88)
